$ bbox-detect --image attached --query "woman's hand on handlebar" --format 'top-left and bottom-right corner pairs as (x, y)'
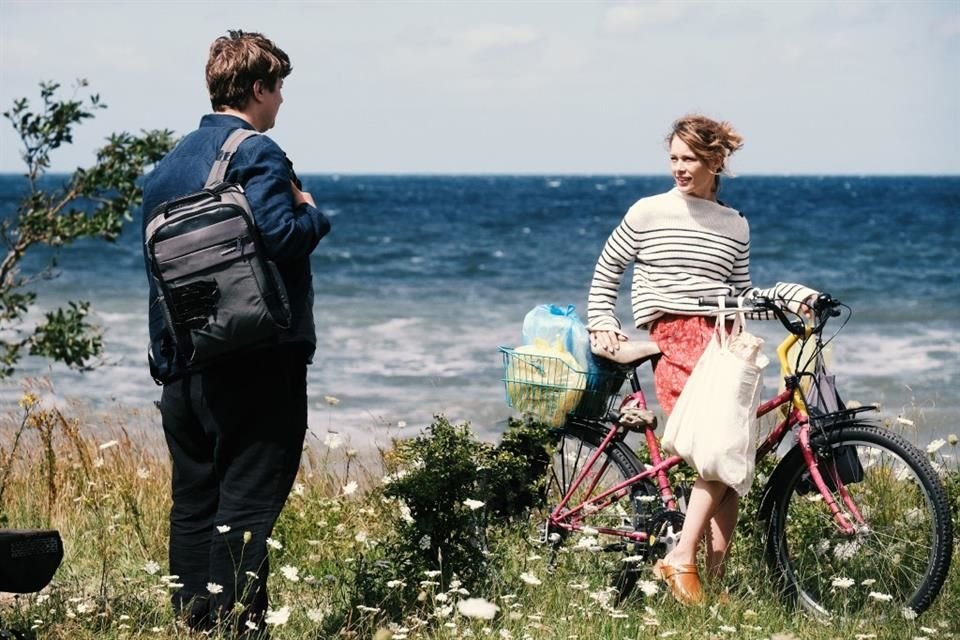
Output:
(800, 294), (818, 321)
(589, 328), (627, 355)
(773, 292), (844, 335)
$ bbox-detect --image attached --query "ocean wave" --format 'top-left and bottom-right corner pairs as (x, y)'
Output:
(1, 174), (955, 442)
(836, 328), (959, 378)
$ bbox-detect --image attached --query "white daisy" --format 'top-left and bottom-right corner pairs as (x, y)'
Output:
(265, 606), (290, 625)
(926, 438), (946, 454)
(519, 572), (542, 586)
(457, 598), (499, 620)
(323, 432), (343, 449)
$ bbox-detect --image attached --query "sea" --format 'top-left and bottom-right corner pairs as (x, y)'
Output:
(1, 175), (957, 450)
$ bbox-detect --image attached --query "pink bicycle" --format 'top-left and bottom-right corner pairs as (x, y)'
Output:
(500, 294), (953, 617)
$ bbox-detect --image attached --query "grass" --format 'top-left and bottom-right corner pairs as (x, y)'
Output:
(0, 387), (957, 640)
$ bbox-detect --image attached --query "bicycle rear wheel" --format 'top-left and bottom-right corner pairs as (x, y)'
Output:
(538, 422), (648, 539)
(533, 421), (663, 600)
(766, 422), (953, 617)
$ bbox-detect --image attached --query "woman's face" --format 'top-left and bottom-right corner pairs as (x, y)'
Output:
(669, 136), (717, 200)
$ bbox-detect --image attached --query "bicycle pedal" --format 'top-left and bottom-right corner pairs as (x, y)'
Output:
(618, 408), (656, 431)
(547, 549), (561, 572)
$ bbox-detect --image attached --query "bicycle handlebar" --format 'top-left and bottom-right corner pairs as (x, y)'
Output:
(697, 293), (842, 337)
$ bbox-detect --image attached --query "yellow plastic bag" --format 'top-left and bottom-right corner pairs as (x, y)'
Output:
(776, 341), (833, 417)
(505, 338), (587, 426)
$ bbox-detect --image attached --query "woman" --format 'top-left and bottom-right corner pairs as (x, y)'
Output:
(587, 114), (817, 604)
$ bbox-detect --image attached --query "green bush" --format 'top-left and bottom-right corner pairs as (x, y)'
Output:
(340, 415), (554, 627)
(382, 416), (492, 588)
(481, 416), (556, 520)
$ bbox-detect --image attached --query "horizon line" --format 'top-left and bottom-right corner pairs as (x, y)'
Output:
(1, 171), (958, 178)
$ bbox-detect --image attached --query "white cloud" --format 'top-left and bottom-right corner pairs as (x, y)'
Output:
(90, 42), (153, 74)
(0, 1), (956, 174)
(940, 14), (960, 38)
(456, 25), (540, 53)
(0, 36), (43, 71)
(602, 1), (689, 33)
(0, 21), (152, 75)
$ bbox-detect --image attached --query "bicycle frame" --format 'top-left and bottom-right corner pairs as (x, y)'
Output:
(546, 328), (866, 544)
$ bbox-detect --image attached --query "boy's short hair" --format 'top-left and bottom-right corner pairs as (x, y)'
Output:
(206, 30), (292, 111)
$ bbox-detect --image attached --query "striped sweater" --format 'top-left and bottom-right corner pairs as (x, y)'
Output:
(587, 188), (817, 331)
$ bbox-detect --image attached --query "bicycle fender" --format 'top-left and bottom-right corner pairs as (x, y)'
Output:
(758, 450), (800, 523)
(563, 417), (627, 443)
(757, 417), (880, 522)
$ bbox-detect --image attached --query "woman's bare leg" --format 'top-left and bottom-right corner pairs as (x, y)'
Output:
(663, 477), (729, 566)
(704, 488), (739, 580)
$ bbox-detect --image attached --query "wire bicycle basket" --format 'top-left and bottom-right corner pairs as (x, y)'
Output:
(500, 346), (626, 426)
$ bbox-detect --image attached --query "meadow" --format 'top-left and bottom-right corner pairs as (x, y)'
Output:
(0, 380), (957, 640)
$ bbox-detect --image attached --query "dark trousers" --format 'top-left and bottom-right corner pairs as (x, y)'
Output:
(160, 345), (308, 635)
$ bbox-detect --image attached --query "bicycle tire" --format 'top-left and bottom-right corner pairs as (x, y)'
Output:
(539, 422), (646, 531)
(766, 422), (953, 617)
(535, 421), (659, 599)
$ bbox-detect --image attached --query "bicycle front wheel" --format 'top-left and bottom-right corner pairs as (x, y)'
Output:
(767, 422), (953, 618)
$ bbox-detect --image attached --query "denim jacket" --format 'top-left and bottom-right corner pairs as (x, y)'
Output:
(142, 114), (331, 382)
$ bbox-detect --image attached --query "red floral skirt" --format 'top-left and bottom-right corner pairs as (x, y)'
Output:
(649, 314), (729, 416)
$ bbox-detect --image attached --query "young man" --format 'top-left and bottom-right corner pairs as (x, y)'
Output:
(141, 31), (330, 636)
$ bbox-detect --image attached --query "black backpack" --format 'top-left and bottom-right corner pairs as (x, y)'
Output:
(145, 129), (291, 380)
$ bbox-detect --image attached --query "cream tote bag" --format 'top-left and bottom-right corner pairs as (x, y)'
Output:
(661, 299), (769, 496)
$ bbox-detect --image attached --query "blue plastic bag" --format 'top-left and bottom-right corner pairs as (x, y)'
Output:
(521, 304), (593, 373)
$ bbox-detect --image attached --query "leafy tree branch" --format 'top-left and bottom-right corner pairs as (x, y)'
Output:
(0, 80), (177, 377)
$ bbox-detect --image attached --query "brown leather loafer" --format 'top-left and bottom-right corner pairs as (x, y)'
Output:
(653, 559), (704, 605)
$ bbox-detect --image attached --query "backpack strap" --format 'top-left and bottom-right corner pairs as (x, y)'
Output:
(203, 128), (260, 189)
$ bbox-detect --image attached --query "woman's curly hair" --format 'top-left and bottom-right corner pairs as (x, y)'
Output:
(667, 115), (744, 194)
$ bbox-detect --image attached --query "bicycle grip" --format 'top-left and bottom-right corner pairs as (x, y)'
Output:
(696, 295), (765, 310)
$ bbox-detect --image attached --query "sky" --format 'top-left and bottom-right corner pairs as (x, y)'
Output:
(0, 0), (957, 175)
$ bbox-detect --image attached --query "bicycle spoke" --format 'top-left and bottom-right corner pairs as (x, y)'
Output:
(771, 426), (951, 617)
(537, 427), (648, 540)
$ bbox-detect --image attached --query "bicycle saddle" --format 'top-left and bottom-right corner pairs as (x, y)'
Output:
(591, 340), (661, 368)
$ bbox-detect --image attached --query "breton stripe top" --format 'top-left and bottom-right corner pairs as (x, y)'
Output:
(587, 188), (817, 331)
